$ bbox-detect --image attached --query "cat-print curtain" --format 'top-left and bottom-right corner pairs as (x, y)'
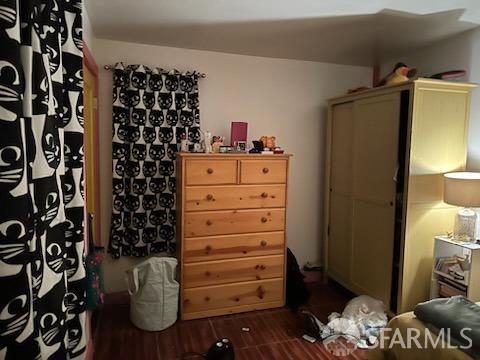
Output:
(108, 64), (201, 258)
(0, 0), (86, 359)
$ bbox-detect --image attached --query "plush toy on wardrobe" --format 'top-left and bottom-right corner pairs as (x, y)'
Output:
(378, 62), (417, 86)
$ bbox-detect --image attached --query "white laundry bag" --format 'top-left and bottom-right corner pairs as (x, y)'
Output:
(125, 257), (179, 331)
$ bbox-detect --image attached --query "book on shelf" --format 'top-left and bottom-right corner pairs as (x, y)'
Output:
(436, 274), (467, 292)
(435, 254), (469, 276)
(438, 280), (467, 298)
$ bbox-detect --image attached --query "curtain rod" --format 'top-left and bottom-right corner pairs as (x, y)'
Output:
(103, 64), (206, 78)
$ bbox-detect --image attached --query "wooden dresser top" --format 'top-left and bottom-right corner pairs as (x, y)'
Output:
(177, 152), (292, 158)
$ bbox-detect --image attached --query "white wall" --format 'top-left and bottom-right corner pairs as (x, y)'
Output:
(381, 28), (480, 170)
(93, 38), (372, 292)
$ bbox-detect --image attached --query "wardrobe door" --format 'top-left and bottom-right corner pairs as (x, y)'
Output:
(400, 81), (474, 312)
(328, 102), (354, 283)
(350, 93), (400, 308)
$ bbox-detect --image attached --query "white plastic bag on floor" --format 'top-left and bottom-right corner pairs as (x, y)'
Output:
(126, 257), (179, 331)
(341, 295), (388, 331)
(328, 295), (388, 347)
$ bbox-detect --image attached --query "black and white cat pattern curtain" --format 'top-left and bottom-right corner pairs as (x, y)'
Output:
(109, 64), (201, 258)
(0, 0), (86, 359)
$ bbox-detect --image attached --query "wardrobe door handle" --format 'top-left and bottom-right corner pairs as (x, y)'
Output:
(262, 167), (269, 174)
(261, 217), (267, 223)
(206, 194), (214, 201)
(207, 168), (214, 174)
(260, 240), (267, 247)
(261, 192), (268, 198)
(393, 165), (399, 182)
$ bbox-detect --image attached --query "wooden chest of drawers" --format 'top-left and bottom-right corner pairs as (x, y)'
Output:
(176, 153), (290, 320)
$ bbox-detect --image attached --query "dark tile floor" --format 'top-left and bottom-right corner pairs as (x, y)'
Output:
(93, 281), (369, 359)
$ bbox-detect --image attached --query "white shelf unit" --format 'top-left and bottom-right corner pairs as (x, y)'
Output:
(430, 236), (480, 301)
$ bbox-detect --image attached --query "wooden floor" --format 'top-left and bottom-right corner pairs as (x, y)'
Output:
(94, 281), (369, 359)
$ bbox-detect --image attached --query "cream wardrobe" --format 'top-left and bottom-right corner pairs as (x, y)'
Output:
(324, 78), (476, 313)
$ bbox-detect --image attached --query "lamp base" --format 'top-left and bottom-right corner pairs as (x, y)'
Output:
(453, 208), (477, 242)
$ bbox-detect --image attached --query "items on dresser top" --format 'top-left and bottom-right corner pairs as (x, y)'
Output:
(211, 136), (225, 153)
(230, 121), (248, 148)
(249, 140), (264, 153)
(176, 153), (291, 320)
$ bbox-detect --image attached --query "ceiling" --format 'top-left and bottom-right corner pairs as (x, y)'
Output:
(86, 0), (480, 66)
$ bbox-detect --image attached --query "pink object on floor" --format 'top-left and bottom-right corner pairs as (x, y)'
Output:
(302, 270), (322, 283)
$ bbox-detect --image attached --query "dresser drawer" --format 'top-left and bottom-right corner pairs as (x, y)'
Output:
(185, 159), (237, 185)
(185, 209), (285, 237)
(182, 278), (284, 316)
(184, 255), (284, 288)
(183, 232), (285, 262)
(240, 159), (287, 184)
(185, 184), (286, 211)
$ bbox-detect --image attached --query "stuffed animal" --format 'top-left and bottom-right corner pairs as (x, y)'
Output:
(211, 136), (224, 153)
(260, 136), (276, 150)
(379, 62), (417, 86)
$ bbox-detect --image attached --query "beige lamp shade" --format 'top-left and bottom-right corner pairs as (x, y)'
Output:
(444, 172), (480, 207)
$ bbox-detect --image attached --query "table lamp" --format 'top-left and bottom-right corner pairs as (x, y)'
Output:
(444, 172), (480, 242)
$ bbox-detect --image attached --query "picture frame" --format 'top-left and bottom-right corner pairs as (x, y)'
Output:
(236, 141), (247, 152)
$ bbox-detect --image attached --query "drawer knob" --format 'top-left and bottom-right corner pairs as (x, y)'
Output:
(260, 240), (267, 247)
(257, 286), (265, 299)
(205, 245), (212, 253)
(260, 265), (266, 270)
(207, 168), (214, 174)
(206, 220), (213, 226)
(262, 167), (269, 174)
(205, 271), (211, 276)
(205, 296), (210, 302)
(206, 194), (214, 201)
(261, 192), (268, 198)
(261, 217), (267, 223)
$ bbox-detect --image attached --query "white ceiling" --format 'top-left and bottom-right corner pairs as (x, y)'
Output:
(86, 0), (480, 66)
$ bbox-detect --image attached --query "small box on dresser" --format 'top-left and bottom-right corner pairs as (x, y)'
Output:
(176, 153), (291, 320)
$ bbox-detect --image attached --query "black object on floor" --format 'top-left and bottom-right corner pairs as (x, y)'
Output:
(286, 247), (311, 310)
(303, 311), (323, 340)
(206, 338), (234, 360)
